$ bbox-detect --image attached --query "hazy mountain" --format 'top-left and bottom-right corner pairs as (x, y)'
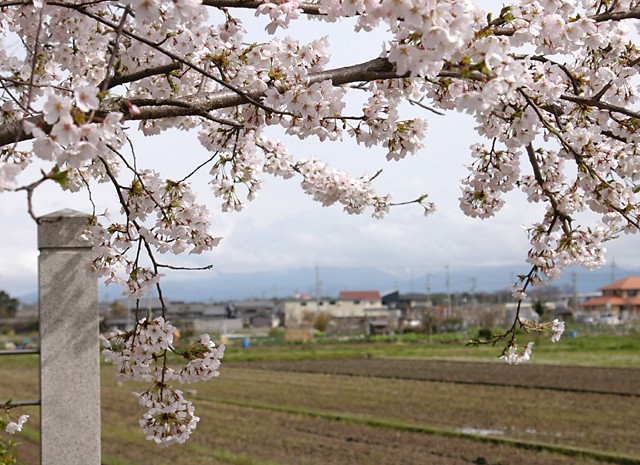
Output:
(96, 262), (632, 302)
(15, 262), (633, 303)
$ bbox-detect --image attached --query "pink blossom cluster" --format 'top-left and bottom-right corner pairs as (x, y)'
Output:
(501, 342), (534, 365)
(0, 162), (20, 192)
(260, 139), (393, 217)
(173, 334), (225, 384)
(135, 386), (199, 445)
(24, 89), (125, 168)
(256, 0), (302, 34)
(83, 172), (221, 297)
(101, 316), (177, 381)
(495, 316), (565, 364)
(460, 144), (520, 219)
(102, 317), (224, 443)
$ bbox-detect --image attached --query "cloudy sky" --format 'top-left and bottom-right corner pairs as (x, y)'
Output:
(1, 8), (639, 299)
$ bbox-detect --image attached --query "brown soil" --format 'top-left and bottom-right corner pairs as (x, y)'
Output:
(230, 358), (640, 395)
(2, 360), (640, 465)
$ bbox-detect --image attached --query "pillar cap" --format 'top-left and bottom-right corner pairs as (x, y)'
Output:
(38, 209), (92, 249)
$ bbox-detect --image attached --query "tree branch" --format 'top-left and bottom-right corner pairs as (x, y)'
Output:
(201, 0), (323, 15)
(592, 6), (640, 22)
(101, 62), (182, 89)
(0, 57), (405, 147)
(560, 94), (640, 119)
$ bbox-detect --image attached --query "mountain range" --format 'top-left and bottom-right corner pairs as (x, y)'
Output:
(91, 262), (632, 302)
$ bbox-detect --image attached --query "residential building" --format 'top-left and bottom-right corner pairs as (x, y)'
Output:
(282, 290), (387, 328)
(230, 300), (281, 328)
(581, 276), (640, 323)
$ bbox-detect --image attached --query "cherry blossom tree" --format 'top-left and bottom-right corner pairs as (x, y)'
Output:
(1, 0), (639, 444)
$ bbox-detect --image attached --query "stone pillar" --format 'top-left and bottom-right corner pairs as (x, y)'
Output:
(38, 209), (100, 465)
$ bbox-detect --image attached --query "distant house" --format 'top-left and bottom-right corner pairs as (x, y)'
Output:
(102, 297), (165, 331)
(382, 291), (433, 319)
(231, 300), (281, 328)
(171, 301), (243, 333)
(381, 291), (441, 331)
(336, 290), (382, 316)
(282, 290), (390, 328)
(581, 276), (640, 323)
(504, 301), (540, 325)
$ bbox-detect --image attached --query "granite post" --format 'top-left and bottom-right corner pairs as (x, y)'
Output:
(38, 209), (100, 465)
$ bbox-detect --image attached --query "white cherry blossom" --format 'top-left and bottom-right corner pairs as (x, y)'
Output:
(500, 342), (534, 365)
(5, 415), (29, 435)
(550, 319), (565, 343)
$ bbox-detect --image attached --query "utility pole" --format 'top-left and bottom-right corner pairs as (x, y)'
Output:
(409, 268), (415, 293)
(611, 257), (617, 282)
(572, 271), (578, 312)
(445, 264), (451, 318)
(315, 265), (322, 311)
(470, 276), (477, 305)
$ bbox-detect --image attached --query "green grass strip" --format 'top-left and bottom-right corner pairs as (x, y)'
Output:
(202, 396), (640, 465)
(102, 454), (142, 465)
(101, 422), (284, 465)
(18, 425), (39, 444)
(187, 442), (284, 465)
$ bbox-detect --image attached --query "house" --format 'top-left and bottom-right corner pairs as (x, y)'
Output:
(381, 291), (441, 331)
(382, 291), (434, 319)
(231, 300), (281, 328)
(504, 301), (540, 325)
(171, 301), (243, 333)
(102, 297), (165, 331)
(282, 290), (390, 329)
(581, 276), (640, 323)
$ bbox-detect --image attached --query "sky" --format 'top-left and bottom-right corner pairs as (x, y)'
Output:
(1, 7), (639, 299)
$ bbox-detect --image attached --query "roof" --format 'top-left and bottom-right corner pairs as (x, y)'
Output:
(339, 290), (381, 301)
(582, 295), (627, 307)
(600, 276), (640, 291)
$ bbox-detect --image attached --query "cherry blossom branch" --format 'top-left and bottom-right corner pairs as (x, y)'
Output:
(592, 6), (640, 21)
(201, 0), (323, 14)
(15, 0), (47, 145)
(525, 143), (572, 227)
(14, 172), (52, 221)
(518, 91), (640, 233)
(156, 264), (214, 270)
(560, 94), (640, 120)
(99, 6), (132, 94)
(100, 62), (182, 90)
(0, 57), (405, 147)
(54, 2), (284, 114)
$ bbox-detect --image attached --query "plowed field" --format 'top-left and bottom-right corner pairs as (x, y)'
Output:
(231, 358), (640, 395)
(2, 357), (640, 465)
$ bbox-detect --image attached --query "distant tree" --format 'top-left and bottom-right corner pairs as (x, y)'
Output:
(313, 312), (332, 332)
(0, 291), (19, 319)
(422, 313), (439, 335)
(533, 299), (548, 319)
(109, 300), (128, 319)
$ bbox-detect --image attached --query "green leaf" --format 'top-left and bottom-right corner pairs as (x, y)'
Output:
(50, 168), (69, 188)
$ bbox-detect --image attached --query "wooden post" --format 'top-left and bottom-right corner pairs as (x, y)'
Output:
(38, 209), (100, 465)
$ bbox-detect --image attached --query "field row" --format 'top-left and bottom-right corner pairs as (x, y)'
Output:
(230, 358), (640, 396)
